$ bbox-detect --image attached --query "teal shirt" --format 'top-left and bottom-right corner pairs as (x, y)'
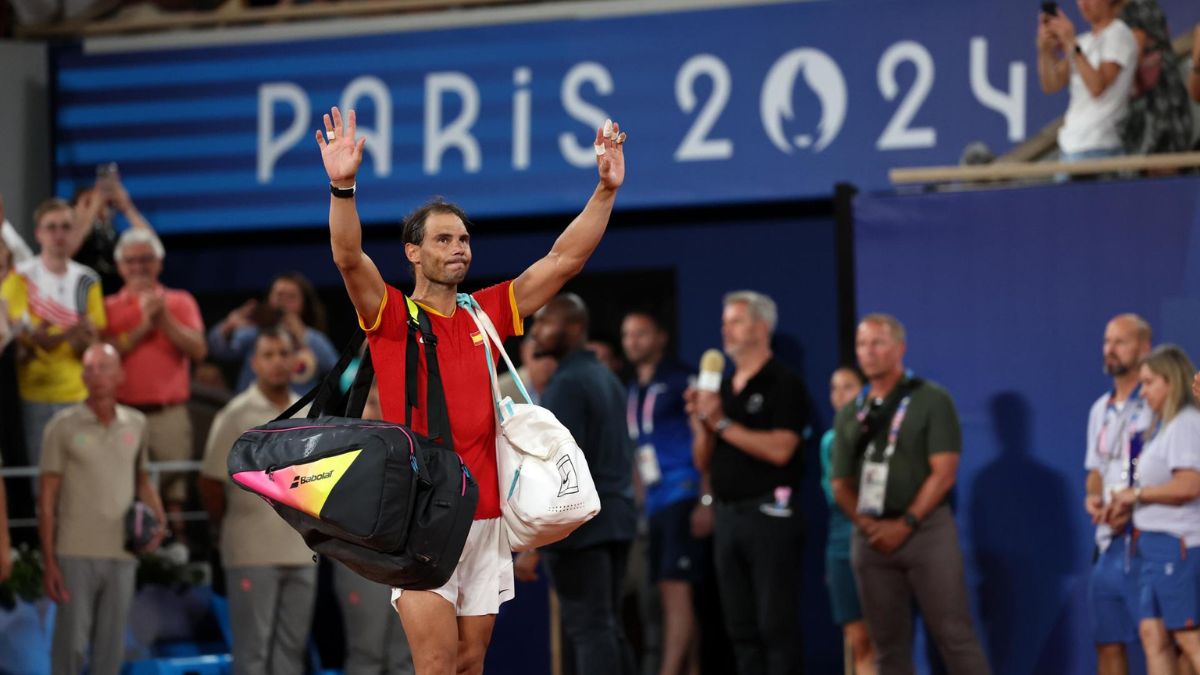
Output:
(821, 428), (853, 556)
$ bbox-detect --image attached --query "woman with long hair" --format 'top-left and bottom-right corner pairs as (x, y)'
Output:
(207, 271), (338, 394)
(1108, 345), (1200, 674)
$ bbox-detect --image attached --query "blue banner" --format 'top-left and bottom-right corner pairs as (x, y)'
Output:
(53, 0), (1200, 234)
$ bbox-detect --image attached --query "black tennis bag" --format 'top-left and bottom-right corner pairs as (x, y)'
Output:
(226, 306), (478, 589)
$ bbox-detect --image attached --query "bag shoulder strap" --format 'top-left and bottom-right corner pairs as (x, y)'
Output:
(457, 293), (532, 413)
(403, 296), (454, 451)
(277, 329), (364, 422)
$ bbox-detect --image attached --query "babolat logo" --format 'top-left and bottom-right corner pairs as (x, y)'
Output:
(290, 470), (335, 489)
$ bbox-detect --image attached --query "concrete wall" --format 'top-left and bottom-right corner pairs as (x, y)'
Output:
(0, 40), (50, 243)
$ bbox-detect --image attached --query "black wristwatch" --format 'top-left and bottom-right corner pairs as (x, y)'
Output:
(330, 182), (356, 199)
(903, 511), (920, 529)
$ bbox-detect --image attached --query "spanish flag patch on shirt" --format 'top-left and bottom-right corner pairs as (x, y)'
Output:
(471, 331), (484, 345)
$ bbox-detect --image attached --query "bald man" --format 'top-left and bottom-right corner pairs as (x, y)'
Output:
(516, 294), (638, 675)
(39, 343), (165, 675)
(1086, 314), (1153, 675)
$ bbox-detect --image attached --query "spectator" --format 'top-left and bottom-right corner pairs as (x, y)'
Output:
(1084, 314), (1152, 674)
(207, 271), (337, 395)
(0, 193), (34, 266)
(516, 294), (639, 675)
(588, 336), (625, 375)
(1119, 0), (1192, 155)
(830, 314), (990, 675)
(71, 170), (156, 293)
(38, 343), (166, 675)
(1108, 345), (1200, 674)
(199, 328), (318, 675)
(621, 309), (709, 675)
(2, 198), (106, 469)
(686, 290), (809, 675)
(104, 228), (207, 546)
(334, 383), (414, 675)
(820, 366), (875, 675)
(1038, 0), (1138, 163)
(497, 336), (556, 404)
(1190, 25), (1200, 104)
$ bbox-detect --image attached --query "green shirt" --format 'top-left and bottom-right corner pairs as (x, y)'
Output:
(830, 378), (961, 516)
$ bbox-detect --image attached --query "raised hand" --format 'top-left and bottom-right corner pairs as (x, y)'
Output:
(315, 106), (367, 186)
(594, 118), (626, 192)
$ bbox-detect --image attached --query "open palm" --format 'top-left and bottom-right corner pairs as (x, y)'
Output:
(595, 120), (626, 191)
(315, 106), (366, 184)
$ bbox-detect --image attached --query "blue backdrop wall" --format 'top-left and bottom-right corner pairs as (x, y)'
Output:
(854, 176), (1200, 675)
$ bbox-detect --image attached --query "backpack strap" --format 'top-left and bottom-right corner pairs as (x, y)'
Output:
(404, 297), (454, 452)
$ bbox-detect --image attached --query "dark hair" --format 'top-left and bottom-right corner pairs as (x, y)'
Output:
(622, 309), (667, 334)
(33, 198), (72, 226)
(255, 325), (296, 353)
(402, 197), (471, 247)
(266, 272), (328, 334)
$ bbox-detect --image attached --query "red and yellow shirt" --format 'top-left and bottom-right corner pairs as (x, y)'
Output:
(361, 281), (523, 520)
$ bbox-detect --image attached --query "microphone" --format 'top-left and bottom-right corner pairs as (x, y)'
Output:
(698, 349), (725, 393)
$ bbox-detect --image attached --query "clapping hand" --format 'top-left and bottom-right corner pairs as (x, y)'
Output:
(316, 106), (366, 187)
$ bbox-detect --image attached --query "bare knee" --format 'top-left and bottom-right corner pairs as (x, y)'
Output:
(1173, 629), (1200, 657)
(1141, 620), (1173, 654)
(845, 621), (875, 660)
(456, 642), (487, 675)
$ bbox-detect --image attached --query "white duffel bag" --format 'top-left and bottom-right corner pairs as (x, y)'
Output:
(459, 295), (601, 551)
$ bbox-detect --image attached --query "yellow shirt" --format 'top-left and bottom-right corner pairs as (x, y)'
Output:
(1, 258), (107, 403)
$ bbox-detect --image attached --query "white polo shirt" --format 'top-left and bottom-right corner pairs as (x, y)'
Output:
(1085, 388), (1150, 551)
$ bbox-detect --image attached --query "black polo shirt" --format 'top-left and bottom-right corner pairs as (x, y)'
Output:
(710, 357), (810, 502)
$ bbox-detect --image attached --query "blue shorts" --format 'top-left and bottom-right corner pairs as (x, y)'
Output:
(1090, 536), (1141, 645)
(647, 498), (709, 583)
(1138, 532), (1200, 631)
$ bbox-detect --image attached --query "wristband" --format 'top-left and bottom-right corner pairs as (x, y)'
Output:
(330, 182), (356, 199)
(903, 511), (920, 529)
(714, 417), (733, 434)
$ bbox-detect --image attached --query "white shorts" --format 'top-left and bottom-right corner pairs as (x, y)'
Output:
(391, 517), (515, 617)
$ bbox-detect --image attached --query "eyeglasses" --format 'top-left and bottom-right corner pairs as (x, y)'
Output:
(120, 255), (158, 265)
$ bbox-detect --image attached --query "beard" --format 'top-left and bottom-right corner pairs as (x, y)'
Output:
(1104, 359), (1133, 377)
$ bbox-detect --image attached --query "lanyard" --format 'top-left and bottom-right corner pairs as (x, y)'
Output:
(1130, 419), (1163, 487)
(627, 383), (664, 440)
(857, 393), (912, 463)
(1096, 385), (1144, 484)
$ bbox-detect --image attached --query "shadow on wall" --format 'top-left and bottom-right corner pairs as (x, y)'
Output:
(968, 392), (1082, 675)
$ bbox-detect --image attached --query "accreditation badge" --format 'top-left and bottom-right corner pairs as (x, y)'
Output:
(636, 444), (662, 485)
(857, 445), (889, 517)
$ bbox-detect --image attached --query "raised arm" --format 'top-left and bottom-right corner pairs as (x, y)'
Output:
(316, 107), (386, 324)
(513, 121), (626, 318)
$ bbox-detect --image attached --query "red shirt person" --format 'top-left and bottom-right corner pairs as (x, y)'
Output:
(317, 106), (625, 675)
(103, 229), (206, 538)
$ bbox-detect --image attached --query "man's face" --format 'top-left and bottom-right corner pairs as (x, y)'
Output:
(82, 346), (124, 398)
(251, 335), (296, 389)
(621, 314), (665, 367)
(116, 242), (162, 289)
(855, 320), (905, 380)
(408, 213), (472, 286)
(268, 279), (305, 317)
(721, 301), (764, 357)
(35, 208), (75, 260)
(531, 311), (568, 360)
(1103, 319), (1145, 377)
